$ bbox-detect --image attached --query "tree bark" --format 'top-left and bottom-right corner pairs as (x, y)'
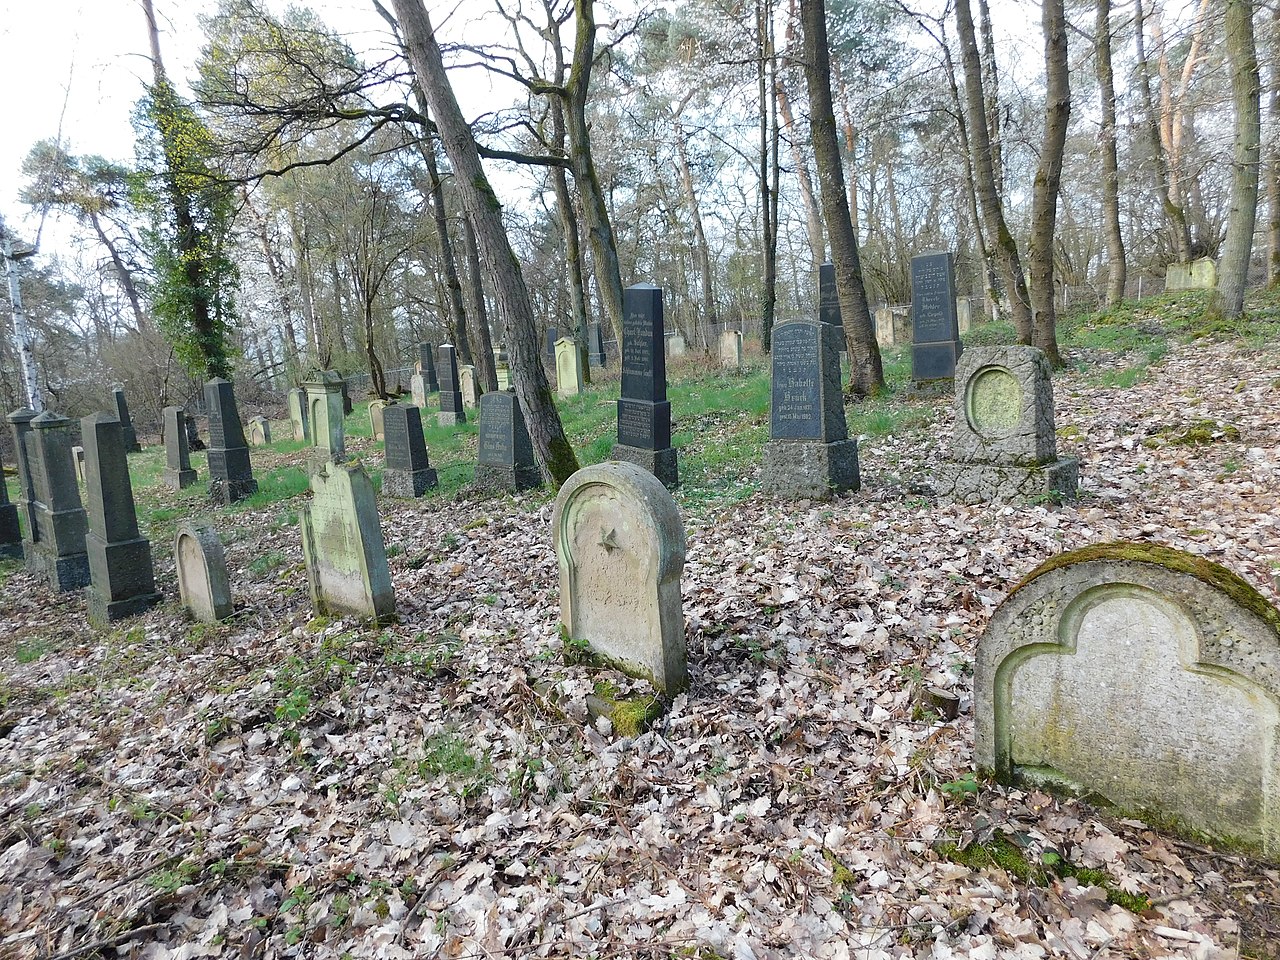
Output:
(776, 71), (826, 273)
(390, 0), (578, 486)
(462, 216), (498, 392)
(1095, 0), (1127, 306)
(1213, 0), (1260, 319)
(799, 0), (884, 397)
(758, 0), (779, 353)
(550, 95), (591, 385)
(673, 127), (717, 334)
(1268, 3), (1280, 285)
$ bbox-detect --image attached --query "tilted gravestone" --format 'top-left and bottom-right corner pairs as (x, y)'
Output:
(112, 387), (142, 453)
(458, 365), (480, 409)
(555, 337), (583, 399)
(416, 341), (440, 393)
(612, 284), (678, 489)
(300, 461), (395, 620)
(588, 323), (607, 367)
(818, 262), (847, 353)
(474, 390), (540, 494)
(175, 521), (233, 622)
(719, 329), (744, 370)
(24, 411), (90, 592)
(304, 369), (347, 467)
(81, 412), (161, 623)
(246, 415), (271, 447)
(910, 252), (963, 383)
(368, 400), (386, 441)
(935, 345), (1078, 504)
(287, 387), (309, 442)
(0, 444), (23, 560)
(437, 344), (466, 426)
(205, 378), (258, 504)
(382, 403), (438, 498)
(763, 321), (859, 499)
(976, 542), (1280, 859)
(552, 461), (687, 694)
(162, 405), (197, 490)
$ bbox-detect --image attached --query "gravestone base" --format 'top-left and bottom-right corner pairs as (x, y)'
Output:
(611, 444), (679, 490)
(473, 463), (541, 495)
(762, 439), (860, 500)
(437, 410), (465, 427)
(162, 467), (197, 491)
(87, 535), (161, 624)
(28, 546), (90, 592)
(383, 466), (438, 499)
(936, 457), (1078, 505)
(208, 476), (259, 506)
(0, 504), (21, 559)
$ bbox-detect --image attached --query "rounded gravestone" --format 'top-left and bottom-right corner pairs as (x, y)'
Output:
(175, 521), (233, 622)
(965, 365), (1021, 437)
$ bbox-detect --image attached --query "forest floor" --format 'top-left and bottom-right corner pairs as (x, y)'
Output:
(2, 290), (1279, 959)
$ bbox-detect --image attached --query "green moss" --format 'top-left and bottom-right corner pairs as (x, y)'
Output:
(1154, 419), (1242, 446)
(589, 681), (665, 737)
(822, 849), (858, 888)
(1012, 541), (1280, 638)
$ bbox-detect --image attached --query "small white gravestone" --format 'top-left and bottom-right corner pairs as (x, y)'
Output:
(551, 462), (687, 693)
(175, 521), (233, 622)
(976, 542), (1280, 858)
(459, 364), (480, 409)
(247, 415), (271, 447)
(719, 329), (743, 370)
(554, 337), (583, 398)
(368, 400), (387, 441)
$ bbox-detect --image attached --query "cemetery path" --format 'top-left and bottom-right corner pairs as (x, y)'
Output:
(1, 336), (1278, 959)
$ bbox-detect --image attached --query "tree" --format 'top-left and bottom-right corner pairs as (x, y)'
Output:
(1095, 0), (1126, 306)
(1, 221), (42, 411)
(1213, 0), (1260, 318)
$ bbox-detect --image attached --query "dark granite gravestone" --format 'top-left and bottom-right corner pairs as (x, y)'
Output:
(911, 252), (963, 382)
(437, 343), (466, 426)
(818, 263), (847, 352)
(6, 409), (39, 557)
(162, 405), (197, 490)
(339, 377), (354, 415)
(762, 321), (859, 499)
(0, 443), (23, 560)
(417, 341), (440, 393)
(81, 413), (161, 623)
(474, 390), (541, 493)
(204, 378), (259, 504)
(382, 403), (438, 498)
(26, 411), (90, 591)
(545, 326), (558, 359)
(112, 387), (142, 453)
(611, 284), (678, 488)
(588, 323), (607, 367)
(185, 412), (205, 451)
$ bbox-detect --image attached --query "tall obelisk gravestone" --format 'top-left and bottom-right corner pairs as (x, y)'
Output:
(818, 263), (846, 352)
(437, 344), (466, 426)
(910, 252), (963, 384)
(27, 411), (91, 591)
(205, 378), (258, 504)
(612, 283), (678, 489)
(418, 342), (440, 392)
(112, 387), (143, 453)
(0, 444), (23, 560)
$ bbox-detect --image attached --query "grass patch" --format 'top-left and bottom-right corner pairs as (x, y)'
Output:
(232, 465), (310, 512)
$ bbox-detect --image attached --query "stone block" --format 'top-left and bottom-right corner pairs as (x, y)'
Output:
(610, 444), (679, 490)
(762, 439), (859, 500)
(382, 403), (438, 498)
(175, 521), (233, 622)
(162, 405), (197, 490)
(1164, 257), (1217, 292)
(933, 457), (1078, 505)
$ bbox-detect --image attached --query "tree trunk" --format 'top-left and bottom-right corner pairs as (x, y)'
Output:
(242, 198), (300, 371)
(1027, 0), (1070, 367)
(977, 0), (1003, 196)
(1213, 0), (1260, 319)
(674, 128), (717, 332)
(1096, 0), (1127, 306)
(2, 234), (42, 411)
(390, 0), (578, 486)
(758, 0), (779, 353)
(776, 72), (826, 272)
(550, 98), (591, 384)
(462, 216), (498, 392)
(799, 0), (884, 397)
(1268, 4), (1280, 286)
(419, 127), (472, 368)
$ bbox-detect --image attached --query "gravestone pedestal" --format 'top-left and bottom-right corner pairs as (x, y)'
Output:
(613, 284), (679, 489)
(382, 403), (438, 498)
(27, 411), (90, 592)
(205, 378), (258, 504)
(162, 405), (197, 490)
(474, 391), (541, 494)
(910, 252), (963, 384)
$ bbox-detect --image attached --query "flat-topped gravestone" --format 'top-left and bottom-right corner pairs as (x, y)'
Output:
(7, 409), (39, 558)
(474, 390), (541, 494)
(818, 262), (847, 352)
(763, 321), (859, 499)
(287, 388), (309, 442)
(205, 378), (258, 504)
(0, 444), (23, 560)
(112, 387), (142, 453)
(1165, 257), (1217, 292)
(417, 342), (440, 392)
(26, 411), (90, 592)
(552, 462), (688, 694)
(957, 297), (973, 335)
(613, 284), (678, 488)
(555, 337), (583, 398)
(304, 369), (347, 468)
(81, 413), (161, 623)
(667, 334), (686, 357)
(458, 365), (480, 409)
(437, 344), (466, 426)
(71, 446), (86, 484)
(162, 405), (197, 490)
(410, 373), (429, 409)
(382, 403), (438, 498)
(175, 521), (233, 622)
(300, 461), (395, 620)
(977, 543), (1280, 859)
(368, 401), (386, 441)
(247, 415), (271, 447)
(935, 345), (1078, 504)
(588, 323), (607, 367)
(719, 329), (743, 370)
(910, 252), (963, 382)
(873, 305), (911, 348)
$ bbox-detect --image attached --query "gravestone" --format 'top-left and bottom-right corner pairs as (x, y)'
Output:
(71, 446), (86, 484)
(956, 297), (973, 336)
(410, 373), (429, 409)
(287, 388), (309, 442)
(458, 365), (480, 409)
(667, 334), (686, 357)
(81, 412), (161, 623)
(545, 326), (558, 359)
(175, 521), (233, 622)
(368, 400), (386, 441)
(0, 445), (22, 560)
(588, 323), (607, 367)
(612, 284), (678, 488)
(382, 403), (438, 498)
(339, 378), (354, 416)
(555, 337), (583, 398)
(247, 415), (271, 447)
(300, 460), (395, 620)
(552, 461), (687, 694)
(1165, 257), (1217, 292)
(494, 347), (511, 391)
(818, 262), (848, 352)
(26, 411), (90, 592)
(474, 390), (541, 494)
(719, 329), (743, 370)
(185, 413), (205, 451)
(873, 305), (911, 348)
(162, 405), (197, 490)
(417, 342), (440, 392)
(437, 343), (466, 426)
(112, 387), (142, 453)
(304, 369), (347, 467)
(205, 378), (258, 504)
(935, 345), (1078, 503)
(6, 409), (39, 558)
(910, 252), (963, 382)
(976, 542), (1280, 859)
(763, 321), (859, 499)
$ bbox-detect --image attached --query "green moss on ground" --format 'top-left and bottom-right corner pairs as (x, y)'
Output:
(588, 681), (665, 737)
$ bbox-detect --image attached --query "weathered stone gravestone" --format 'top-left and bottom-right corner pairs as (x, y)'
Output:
(555, 337), (583, 398)
(21, 411), (90, 592)
(1165, 257), (1217, 292)
(494, 347), (511, 391)
(976, 542), (1280, 859)
(588, 323), (607, 367)
(287, 388), (309, 442)
(112, 387), (142, 453)
(367, 400), (386, 441)
(910, 252), (963, 383)
(7, 409), (39, 560)
(0, 445), (23, 560)
(304, 369), (347, 467)
(410, 373), (429, 409)
(175, 521), (233, 622)
(956, 297), (973, 335)
(613, 284), (678, 488)
(436, 344), (466, 426)
(667, 334), (687, 357)
(247, 415), (272, 447)
(818, 262), (847, 352)
(300, 461), (395, 620)
(552, 462), (688, 694)
(763, 321), (859, 500)
(162, 405), (197, 490)
(458, 365), (480, 409)
(205, 378), (259, 504)
(417, 342), (440, 393)
(935, 345), (1078, 504)
(71, 446), (86, 484)
(474, 390), (541, 494)
(81, 413), (161, 623)
(382, 403), (438, 498)
(719, 329), (744, 370)
(873, 305), (912, 348)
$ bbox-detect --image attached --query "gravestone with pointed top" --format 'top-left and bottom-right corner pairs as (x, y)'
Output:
(437, 344), (466, 426)
(162, 405), (197, 490)
(304, 369), (347, 467)
(175, 521), (233, 622)
(205, 379), (258, 504)
(287, 387), (309, 442)
(26, 411), (90, 591)
(555, 337), (583, 398)
(417, 341), (440, 392)
(612, 284), (678, 488)
(112, 387), (142, 453)
(474, 390), (540, 494)
(382, 402), (438, 498)
(588, 323), (607, 367)
(818, 262), (847, 352)
(0, 444), (22, 560)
